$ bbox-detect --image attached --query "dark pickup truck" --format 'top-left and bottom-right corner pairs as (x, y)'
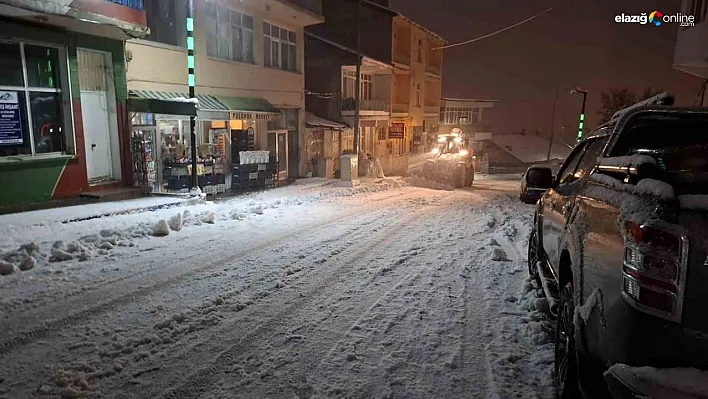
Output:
(522, 93), (708, 398)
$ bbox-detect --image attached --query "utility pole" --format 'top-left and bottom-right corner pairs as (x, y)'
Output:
(546, 87), (559, 162)
(353, 0), (362, 155)
(571, 88), (588, 142)
(186, 0), (198, 190)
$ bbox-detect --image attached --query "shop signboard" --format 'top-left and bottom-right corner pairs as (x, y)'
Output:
(0, 91), (23, 145)
(389, 122), (405, 139)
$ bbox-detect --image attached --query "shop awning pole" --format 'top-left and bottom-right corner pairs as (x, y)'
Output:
(187, 0), (198, 191)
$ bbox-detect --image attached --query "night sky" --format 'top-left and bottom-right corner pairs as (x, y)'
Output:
(389, 0), (704, 142)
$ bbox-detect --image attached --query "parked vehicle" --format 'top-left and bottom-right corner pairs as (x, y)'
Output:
(522, 93), (708, 398)
(422, 128), (475, 188)
(521, 165), (554, 204)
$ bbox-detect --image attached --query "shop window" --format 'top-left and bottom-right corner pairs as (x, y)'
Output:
(377, 127), (387, 141)
(263, 22), (297, 72)
(205, 1), (254, 63)
(143, 0), (186, 47)
(0, 41), (71, 157)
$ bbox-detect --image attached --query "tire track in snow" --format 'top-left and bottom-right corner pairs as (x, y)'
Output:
(153, 191), (465, 399)
(2, 188), (415, 319)
(195, 190), (512, 399)
(0, 190), (449, 399)
(0, 189), (421, 357)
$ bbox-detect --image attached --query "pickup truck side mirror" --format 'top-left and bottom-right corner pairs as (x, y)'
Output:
(525, 167), (554, 189)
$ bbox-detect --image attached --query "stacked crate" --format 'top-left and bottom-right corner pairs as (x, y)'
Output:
(232, 151), (274, 193)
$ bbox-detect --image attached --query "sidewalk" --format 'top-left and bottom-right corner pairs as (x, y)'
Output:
(0, 196), (205, 227)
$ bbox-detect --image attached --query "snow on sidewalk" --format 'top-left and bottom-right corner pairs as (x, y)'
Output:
(0, 177), (408, 279)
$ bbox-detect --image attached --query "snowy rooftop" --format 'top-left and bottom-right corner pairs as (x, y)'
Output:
(305, 112), (349, 130)
(491, 134), (572, 164)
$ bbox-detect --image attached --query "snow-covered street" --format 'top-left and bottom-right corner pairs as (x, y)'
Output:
(0, 177), (554, 399)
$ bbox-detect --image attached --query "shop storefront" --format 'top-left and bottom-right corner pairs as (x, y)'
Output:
(0, 18), (134, 208)
(128, 91), (283, 195)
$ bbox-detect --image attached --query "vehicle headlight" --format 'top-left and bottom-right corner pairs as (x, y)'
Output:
(459, 149), (469, 156)
(431, 148), (440, 154)
(454, 137), (462, 143)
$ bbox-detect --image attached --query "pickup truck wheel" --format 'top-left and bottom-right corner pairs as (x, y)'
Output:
(554, 283), (580, 399)
(527, 229), (542, 285)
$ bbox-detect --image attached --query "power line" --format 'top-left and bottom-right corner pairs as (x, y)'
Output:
(432, 7), (553, 50)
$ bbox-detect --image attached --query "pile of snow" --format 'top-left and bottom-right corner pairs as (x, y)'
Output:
(606, 364), (708, 398)
(0, 178), (408, 278)
(678, 195), (708, 211)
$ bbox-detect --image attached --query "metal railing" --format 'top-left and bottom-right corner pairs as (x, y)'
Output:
(342, 98), (391, 112)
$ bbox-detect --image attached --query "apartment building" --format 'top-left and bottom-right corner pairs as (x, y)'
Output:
(438, 98), (497, 142)
(304, 0), (443, 176)
(391, 14), (444, 167)
(126, 0), (323, 190)
(0, 0), (148, 207)
(673, 0), (708, 104)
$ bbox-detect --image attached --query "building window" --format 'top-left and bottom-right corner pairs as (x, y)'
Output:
(472, 108), (480, 124)
(415, 83), (421, 106)
(0, 41), (71, 157)
(143, 0), (186, 47)
(361, 73), (372, 100)
(417, 39), (423, 63)
(341, 70), (371, 100)
(263, 22), (297, 72)
(205, 1), (254, 63)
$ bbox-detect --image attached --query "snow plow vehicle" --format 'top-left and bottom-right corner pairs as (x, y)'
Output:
(421, 128), (475, 188)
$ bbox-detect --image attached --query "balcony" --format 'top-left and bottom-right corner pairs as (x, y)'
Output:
(342, 98), (391, 114)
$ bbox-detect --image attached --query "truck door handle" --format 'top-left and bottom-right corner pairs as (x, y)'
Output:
(91, 143), (97, 149)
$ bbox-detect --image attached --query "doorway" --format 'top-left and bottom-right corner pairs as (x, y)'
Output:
(78, 48), (119, 185)
(268, 130), (288, 181)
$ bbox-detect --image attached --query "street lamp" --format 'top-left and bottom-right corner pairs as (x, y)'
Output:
(570, 88), (588, 143)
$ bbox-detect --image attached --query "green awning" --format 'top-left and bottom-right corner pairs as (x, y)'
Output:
(127, 97), (197, 117)
(128, 90), (228, 112)
(215, 96), (280, 114)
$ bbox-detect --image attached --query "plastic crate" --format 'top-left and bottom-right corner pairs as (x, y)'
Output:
(216, 183), (226, 193)
(167, 177), (189, 190)
(203, 185), (216, 195)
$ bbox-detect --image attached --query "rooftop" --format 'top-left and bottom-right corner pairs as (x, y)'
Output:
(490, 134), (571, 164)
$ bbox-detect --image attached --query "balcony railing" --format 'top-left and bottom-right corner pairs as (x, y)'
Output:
(342, 98), (391, 112)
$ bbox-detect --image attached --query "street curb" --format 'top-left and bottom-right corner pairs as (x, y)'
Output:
(61, 196), (207, 224)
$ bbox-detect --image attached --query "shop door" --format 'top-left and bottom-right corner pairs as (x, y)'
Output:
(268, 131), (288, 181)
(78, 49), (113, 183)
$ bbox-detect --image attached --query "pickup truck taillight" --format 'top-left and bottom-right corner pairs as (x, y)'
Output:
(622, 221), (686, 321)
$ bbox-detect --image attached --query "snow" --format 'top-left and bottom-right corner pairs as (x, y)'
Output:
(169, 97), (199, 104)
(606, 363), (708, 398)
(0, 196), (195, 226)
(599, 154), (657, 168)
(575, 288), (602, 324)
(0, 178), (555, 399)
(589, 173), (674, 199)
(491, 134), (572, 164)
(305, 112), (348, 129)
